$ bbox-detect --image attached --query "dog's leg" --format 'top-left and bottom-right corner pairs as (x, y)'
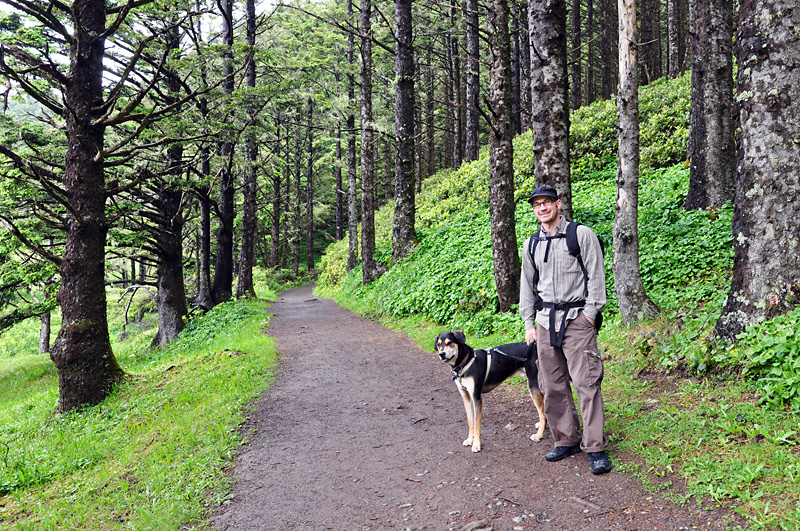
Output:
(459, 385), (475, 448)
(472, 397), (482, 452)
(528, 388), (547, 442)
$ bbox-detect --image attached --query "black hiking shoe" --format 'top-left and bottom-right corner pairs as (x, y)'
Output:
(545, 444), (582, 462)
(588, 451), (612, 474)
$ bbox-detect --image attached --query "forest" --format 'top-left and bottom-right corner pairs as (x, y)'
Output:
(0, 0), (799, 528)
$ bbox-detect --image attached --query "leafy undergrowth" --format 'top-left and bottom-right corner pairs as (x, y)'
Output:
(317, 71), (800, 530)
(0, 299), (278, 530)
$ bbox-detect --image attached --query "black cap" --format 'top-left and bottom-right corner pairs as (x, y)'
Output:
(528, 185), (559, 204)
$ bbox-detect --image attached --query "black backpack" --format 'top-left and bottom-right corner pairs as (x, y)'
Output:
(528, 221), (605, 331)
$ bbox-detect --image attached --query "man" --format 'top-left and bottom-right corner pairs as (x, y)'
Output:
(519, 185), (611, 475)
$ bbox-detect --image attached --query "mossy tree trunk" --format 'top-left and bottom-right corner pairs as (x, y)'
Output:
(51, 0), (124, 412)
(529, 0), (574, 221)
(715, 0), (800, 338)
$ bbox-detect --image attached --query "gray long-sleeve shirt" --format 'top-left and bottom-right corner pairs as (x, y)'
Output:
(519, 216), (607, 332)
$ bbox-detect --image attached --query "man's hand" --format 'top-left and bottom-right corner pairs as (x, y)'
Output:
(525, 328), (537, 345)
(585, 314), (595, 327)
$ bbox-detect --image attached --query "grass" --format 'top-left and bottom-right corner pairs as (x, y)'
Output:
(0, 296), (279, 530)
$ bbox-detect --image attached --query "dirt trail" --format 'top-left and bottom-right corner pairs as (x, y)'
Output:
(210, 285), (744, 530)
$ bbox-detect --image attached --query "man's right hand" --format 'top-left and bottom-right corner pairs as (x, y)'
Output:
(525, 328), (537, 345)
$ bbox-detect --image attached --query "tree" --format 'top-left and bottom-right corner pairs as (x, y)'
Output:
(684, 0), (734, 210)
(487, 0), (520, 312)
(599, 0), (616, 99)
(715, 0), (800, 339)
(529, 0), (573, 219)
(346, 0), (359, 272)
(465, 0), (481, 161)
(211, 0), (236, 304)
(305, 97), (315, 272)
(570, 0), (582, 110)
(359, 0), (379, 284)
(391, 0), (416, 264)
(236, 0), (259, 299)
(667, 0), (679, 78)
(148, 24), (189, 347)
(613, 0), (659, 324)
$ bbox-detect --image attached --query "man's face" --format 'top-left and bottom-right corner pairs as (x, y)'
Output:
(532, 197), (561, 224)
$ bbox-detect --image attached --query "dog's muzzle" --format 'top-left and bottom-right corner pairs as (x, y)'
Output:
(439, 351), (454, 362)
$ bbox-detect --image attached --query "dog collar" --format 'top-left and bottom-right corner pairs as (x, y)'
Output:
(452, 355), (475, 380)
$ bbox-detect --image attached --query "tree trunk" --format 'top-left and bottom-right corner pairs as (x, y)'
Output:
(715, 0), (800, 339)
(684, 0), (734, 210)
(600, 0), (615, 99)
(571, 0), (582, 110)
(518, 1), (532, 131)
(488, 0), (521, 313)
(383, 138), (393, 202)
(360, 0), (379, 283)
(195, 146), (214, 309)
(335, 125), (344, 241)
(51, 0), (124, 412)
(667, 0), (679, 78)
(425, 48), (436, 179)
(392, 0), (416, 264)
(586, 0), (595, 103)
(39, 311), (51, 355)
(306, 98), (315, 273)
(512, 8), (522, 135)
(346, 0), (360, 272)
(237, 0), (258, 299)
(451, 4), (464, 166)
(270, 119), (283, 268)
(465, 0), (481, 161)
(444, 34), (455, 169)
(152, 27), (188, 347)
(211, 0), (235, 304)
(613, 0), (660, 324)
(152, 177), (188, 347)
(529, 0), (574, 220)
(291, 125), (302, 278)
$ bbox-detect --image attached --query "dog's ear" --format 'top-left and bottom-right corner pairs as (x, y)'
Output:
(433, 333), (442, 352)
(452, 330), (466, 344)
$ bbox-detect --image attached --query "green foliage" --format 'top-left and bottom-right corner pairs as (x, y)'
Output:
(570, 72), (691, 180)
(727, 307), (800, 411)
(605, 372), (800, 530)
(0, 299), (277, 529)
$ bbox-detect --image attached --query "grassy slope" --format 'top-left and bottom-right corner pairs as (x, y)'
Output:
(317, 73), (800, 531)
(0, 292), (279, 529)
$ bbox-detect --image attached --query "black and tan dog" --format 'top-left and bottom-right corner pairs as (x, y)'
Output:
(434, 330), (546, 452)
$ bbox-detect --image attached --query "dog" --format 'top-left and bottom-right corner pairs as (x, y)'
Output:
(434, 330), (546, 452)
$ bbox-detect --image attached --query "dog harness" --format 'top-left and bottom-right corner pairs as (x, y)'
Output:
(451, 351), (492, 388)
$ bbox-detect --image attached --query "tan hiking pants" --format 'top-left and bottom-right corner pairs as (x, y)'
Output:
(536, 311), (608, 453)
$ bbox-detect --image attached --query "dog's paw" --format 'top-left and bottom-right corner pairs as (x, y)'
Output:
(471, 443), (482, 453)
(463, 437), (473, 447)
(530, 433), (544, 443)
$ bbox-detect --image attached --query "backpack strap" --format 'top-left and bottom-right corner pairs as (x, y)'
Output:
(529, 222), (602, 344)
(565, 222), (590, 298)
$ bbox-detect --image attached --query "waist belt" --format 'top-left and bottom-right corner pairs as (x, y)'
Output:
(541, 301), (585, 348)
